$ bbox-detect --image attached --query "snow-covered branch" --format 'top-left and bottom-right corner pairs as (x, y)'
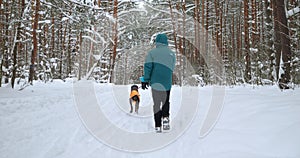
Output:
(82, 35), (100, 44)
(287, 6), (300, 18)
(119, 8), (148, 18)
(84, 28), (107, 44)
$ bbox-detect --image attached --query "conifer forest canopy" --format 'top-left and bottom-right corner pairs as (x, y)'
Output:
(0, 0), (299, 88)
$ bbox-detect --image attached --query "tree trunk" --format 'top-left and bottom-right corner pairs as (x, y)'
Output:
(182, 0), (186, 86)
(67, 26), (72, 76)
(169, 0), (178, 54)
(205, 0), (209, 58)
(251, 0), (260, 84)
(51, 9), (55, 57)
(244, 0), (251, 82)
(110, 0), (118, 83)
(193, 0), (200, 65)
(87, 26), (96, 76)
(0, 59), (2, 87)
(0, 0), (3, 87)
(67, 8), (72, 76)
(29, 0), (40, 84)
(276, 0), (292, 84)
(214, 0), (221, 54)
(201, 0), (207, 58)
(220, 1), (223, 58)
(11, 27), (19, 88)
(78, 31), (83, 80)
(231, 13), (236, 84)
(60, 12), (66, 79)
(237, 3), (242, 61)
(4, 1), (9, 84)
(176, 3), (183, 55)
(98, 0), (101, 7)
(251, 0), (259, 47)
(175, 2), (182, 85)
(265, 0), (274, 82)
(272, 0), (282, 81)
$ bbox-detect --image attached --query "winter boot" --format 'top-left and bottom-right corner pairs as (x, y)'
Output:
(162, 117), (170, 130)
(155, 127), (162, 133)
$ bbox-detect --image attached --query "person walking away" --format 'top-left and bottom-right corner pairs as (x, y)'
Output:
(140, 33), (176, 133)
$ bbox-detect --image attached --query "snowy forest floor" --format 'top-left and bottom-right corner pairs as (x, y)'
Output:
(0, 80), (300, 158)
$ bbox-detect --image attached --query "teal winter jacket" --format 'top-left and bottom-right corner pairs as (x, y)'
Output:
(143, 34), (176, 91)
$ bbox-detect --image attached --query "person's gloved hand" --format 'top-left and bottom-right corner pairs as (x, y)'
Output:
(140, 76), (149, 90)
(141, 82), (149, 90)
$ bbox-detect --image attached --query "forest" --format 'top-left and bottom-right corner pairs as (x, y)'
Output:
(0, 0), (299, 89)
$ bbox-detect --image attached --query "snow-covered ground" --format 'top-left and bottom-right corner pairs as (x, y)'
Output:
(1, 80), (300, 158)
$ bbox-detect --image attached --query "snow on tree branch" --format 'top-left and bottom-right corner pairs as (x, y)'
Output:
(119, 8), (148, 18)
(287, 6), (300, 18)
(84, 28), (107, 44)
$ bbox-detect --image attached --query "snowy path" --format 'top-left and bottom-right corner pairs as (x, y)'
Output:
(73, 81), (199, 152)
(1, 81), (300, 158)
(199, 86), (225, 138)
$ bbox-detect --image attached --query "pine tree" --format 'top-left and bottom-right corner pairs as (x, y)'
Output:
(29, 0), (40, 84)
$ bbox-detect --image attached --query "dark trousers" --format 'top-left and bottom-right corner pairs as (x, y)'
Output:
(152, 89), (170, 127)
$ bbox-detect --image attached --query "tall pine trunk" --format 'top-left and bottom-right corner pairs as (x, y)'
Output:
(181, 0), (186, 86)
(67, 7), (72, 76)
(67, 25), (72, 76)
(110, 0), (118, 83)
(275, 0), (291, 84)
(78, 31), (83, 80)
(0, 0), (3, 87)
(169, 0), (178, 54)
(265, 0), (274, 82)
(29, 0), (40, 84)
(193, 0), (200, 65)
(272, 0), (282, 81)
(244, 0), (251, 82)
(214, 0), (221, 54)
(11, 26), (19, 88)
(175, 2), (182, 85)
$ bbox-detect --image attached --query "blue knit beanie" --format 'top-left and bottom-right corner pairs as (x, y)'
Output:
(155, 34), (168, 46)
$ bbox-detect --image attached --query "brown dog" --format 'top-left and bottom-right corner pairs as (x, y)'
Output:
(129, 85), (140, 114)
